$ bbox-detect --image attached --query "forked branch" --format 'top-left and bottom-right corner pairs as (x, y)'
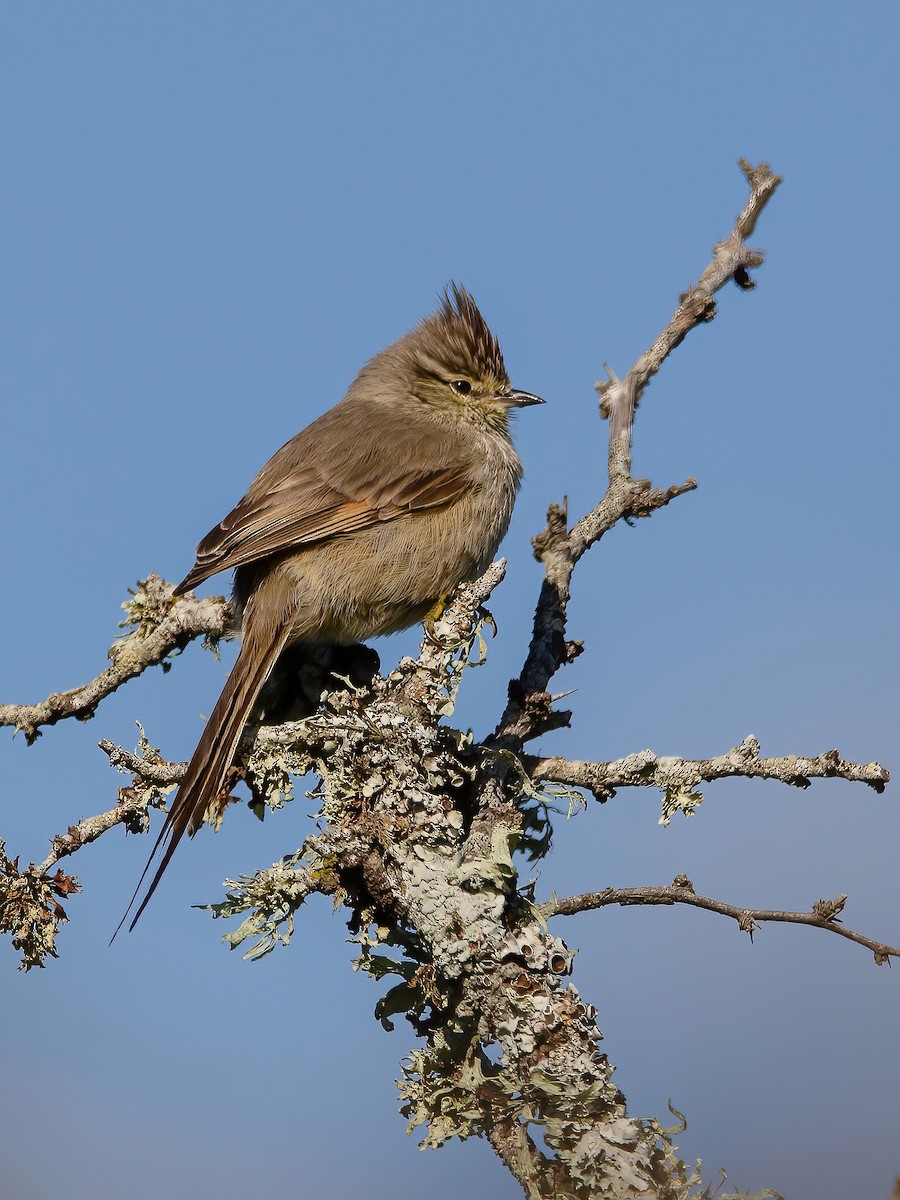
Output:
(494, 160), (783, 750)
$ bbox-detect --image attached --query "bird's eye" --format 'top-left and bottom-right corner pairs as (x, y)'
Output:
(451, 379), (472, 395)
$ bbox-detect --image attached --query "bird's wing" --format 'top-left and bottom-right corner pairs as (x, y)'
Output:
(174, 454), (473, 594)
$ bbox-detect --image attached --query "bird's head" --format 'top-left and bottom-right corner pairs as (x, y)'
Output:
(369, 284), (544, 431)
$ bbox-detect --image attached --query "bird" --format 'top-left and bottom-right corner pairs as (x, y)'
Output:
(120, 284), (543, 933)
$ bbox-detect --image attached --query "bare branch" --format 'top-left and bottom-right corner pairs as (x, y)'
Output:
(599, 159), (782, 484)
(547, 879), (900, 965)
(494, 160), (782, 750)
(526, 735), (890, 803)
(0, 575), (231, 743)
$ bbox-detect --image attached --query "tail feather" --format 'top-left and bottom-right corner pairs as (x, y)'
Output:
(113, 614), (294, 939)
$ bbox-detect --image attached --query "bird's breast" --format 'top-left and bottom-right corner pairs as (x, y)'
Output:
(276, 436), (522, 644)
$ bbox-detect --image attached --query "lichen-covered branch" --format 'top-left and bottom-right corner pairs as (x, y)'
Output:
(0, 561), (510, 971)
(8, 157), (889, 1199)
(210, 850), (335, 959)
(191, 575), (682, 1198)
(526, 735), (890, 805)
(548, 879), (900, 965)
(0, 575), (231, 743)
(0, 838), (81, 969)
(36, 782), (164, 876)
(99, 739), (186, 786)
(1, 733), (173, 968)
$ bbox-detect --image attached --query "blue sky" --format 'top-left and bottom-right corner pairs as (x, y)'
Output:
(2, 5), (898, 1199)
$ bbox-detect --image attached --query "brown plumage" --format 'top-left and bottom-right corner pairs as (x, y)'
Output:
(119, 284), (543, 933)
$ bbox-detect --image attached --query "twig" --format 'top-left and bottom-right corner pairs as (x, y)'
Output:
(100, 740), (186, 786)
(547, 880), (900, 964)
(600, 159), (781, 483)
(38, 782), (168, 875)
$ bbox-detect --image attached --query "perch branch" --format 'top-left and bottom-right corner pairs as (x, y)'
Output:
(10, 563), (509, 887)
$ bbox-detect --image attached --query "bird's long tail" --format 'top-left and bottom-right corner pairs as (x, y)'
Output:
(114, 606), (295, 938)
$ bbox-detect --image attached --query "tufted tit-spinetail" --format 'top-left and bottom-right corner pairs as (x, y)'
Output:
(121, 284), (543, 932)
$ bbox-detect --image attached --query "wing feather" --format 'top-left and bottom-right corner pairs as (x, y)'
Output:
(174, 452), (473, 596)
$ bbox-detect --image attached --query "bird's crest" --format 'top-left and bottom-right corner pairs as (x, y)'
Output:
(437, 283), (506, 380)
(401, 282), (508, 386)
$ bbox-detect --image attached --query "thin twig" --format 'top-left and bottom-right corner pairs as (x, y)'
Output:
(37, 783), (168, 875)
(100, 740), (186, 786)
(548, 882), (900, 964)
(599, 159), (781, 484)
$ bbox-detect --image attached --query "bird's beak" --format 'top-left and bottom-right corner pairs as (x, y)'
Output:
(496, 388), (545, 408)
